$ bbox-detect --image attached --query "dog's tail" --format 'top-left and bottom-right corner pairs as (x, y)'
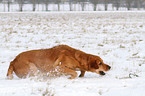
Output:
(7, 61), (14, 79)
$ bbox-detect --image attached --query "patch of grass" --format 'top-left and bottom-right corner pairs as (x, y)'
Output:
(43, 88), (55, 96)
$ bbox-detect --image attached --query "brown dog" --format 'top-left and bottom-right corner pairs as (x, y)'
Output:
(7, 45), (111, 79)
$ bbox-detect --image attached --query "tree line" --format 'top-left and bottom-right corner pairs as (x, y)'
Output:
(0, 0), (145, 12)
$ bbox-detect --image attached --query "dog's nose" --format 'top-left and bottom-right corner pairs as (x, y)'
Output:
(108, 66), (111, 69)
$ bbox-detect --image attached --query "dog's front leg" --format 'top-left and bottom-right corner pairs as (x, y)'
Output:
(79, 71), (86, 77)
(59, 67), (78, 79)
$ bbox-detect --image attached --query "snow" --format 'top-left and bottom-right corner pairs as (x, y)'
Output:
(0, 12), (145, 96)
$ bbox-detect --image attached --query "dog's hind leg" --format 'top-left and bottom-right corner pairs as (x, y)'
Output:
(54, 54), (65, 67)
(28, 62), (38, 77)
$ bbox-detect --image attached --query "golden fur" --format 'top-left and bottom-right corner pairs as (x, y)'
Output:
(7, 45), (111, 79)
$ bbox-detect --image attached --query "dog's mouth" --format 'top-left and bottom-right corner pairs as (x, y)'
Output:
(95, 69), (106, 75)
(99, 71), (105, 75)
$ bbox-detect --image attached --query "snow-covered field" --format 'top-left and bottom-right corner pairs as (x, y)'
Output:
(0, 12), (145, 96)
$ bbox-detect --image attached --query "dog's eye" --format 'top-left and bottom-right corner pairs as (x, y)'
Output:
(99, 63), (102, 65)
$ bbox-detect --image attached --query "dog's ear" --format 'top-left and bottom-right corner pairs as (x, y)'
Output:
(95, 59), (101, 65)
(88, 58), (99, 69)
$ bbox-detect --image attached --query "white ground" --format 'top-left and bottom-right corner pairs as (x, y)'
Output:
(0, 12), (145, 96)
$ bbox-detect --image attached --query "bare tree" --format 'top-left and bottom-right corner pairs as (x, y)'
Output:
(7, 0), (11, 12)
(18, 0), (24, 11)
(113, 0), (121, 10)
(134, 0), (143, 10)
(104, 0), (110, 11)
(69, 0), (73, 11)
(90, 0), (99, 11)
(45, 0), (50, 11)
(54, 0), (61, 11)
(41, 0), (45, 11)
(78, 0), (88, 11)
(126, 0), (133, 10)
(143, 0), (145, 9)
(37, 0), (40, 11)
(32, 0), (36, 11)
(73, 0), (77, 11)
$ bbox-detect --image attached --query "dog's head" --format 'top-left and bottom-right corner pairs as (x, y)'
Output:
(88, 56), (111, 75)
